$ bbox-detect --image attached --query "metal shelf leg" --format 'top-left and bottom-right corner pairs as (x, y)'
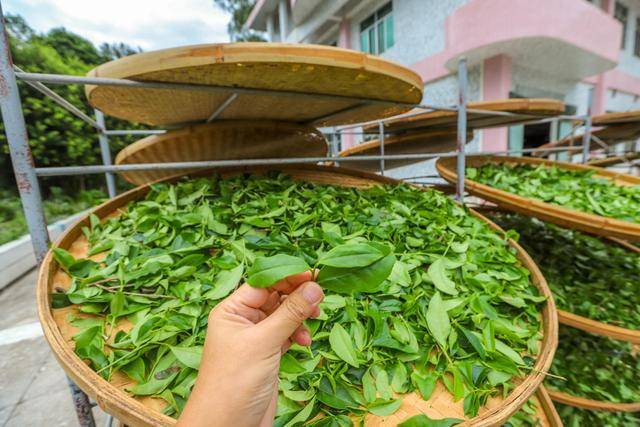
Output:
(94, 110), (116, 198)
(0, 3), (96, 426)
(456, 57), (468, 202)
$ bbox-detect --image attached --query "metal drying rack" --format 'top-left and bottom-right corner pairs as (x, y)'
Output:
(0, 3), (605, 426)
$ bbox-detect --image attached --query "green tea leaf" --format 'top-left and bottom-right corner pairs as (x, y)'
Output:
(398, 414), (462, 427)
(329, 323), (359, 368)
(204, 264), (244, 300)
(318, 242), (388, 268)
(169, 345), (203, 370)
(317, 253), (395, 294)
(247, 254), (309, 288)
(368, 398), (403, 416)
(426, 292), (450, 348)
(428, 258), (458, 296)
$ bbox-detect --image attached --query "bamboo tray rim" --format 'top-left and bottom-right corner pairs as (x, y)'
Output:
(588, 153), (640, 167)
(363, 98), (565, 133)
(436, 155), (640, 241)
(479, 207), (640, 344)
(339, 128), (461, 157)
(592, 110), (640, 126)
(114, 120), (328, 164)
(37, 164), (557, 427)
(547, 389), (640, 412)
(86, 42), (423, 103)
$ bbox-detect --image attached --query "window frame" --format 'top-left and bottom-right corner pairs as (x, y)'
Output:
(359, 2), (394, 55)
(615, 1), (629, 50)
(635, 17), (640, 57)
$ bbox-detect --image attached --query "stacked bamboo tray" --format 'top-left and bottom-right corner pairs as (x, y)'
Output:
(436, 154), (640, 424)
(339, 99), (565, 172)
(35, 43), (565, 426)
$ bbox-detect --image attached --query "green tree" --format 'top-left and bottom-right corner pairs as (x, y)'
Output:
(0, 14), (144, 194)
(213, 0), (265, 41)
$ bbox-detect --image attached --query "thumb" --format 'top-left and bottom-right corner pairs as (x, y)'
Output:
(258, 281), (324, 345)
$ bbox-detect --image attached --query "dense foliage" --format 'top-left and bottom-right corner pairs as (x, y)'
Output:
(546, 328), (640, 403)
(555, 403), (640, 427)
(0, 14), (143, 194)
(490, 213), (640, 330)
(0, 188), (105, 245)
(212, 0), (265, 41)
(53, 174), (545, 424)
(467, 163), (640, 223)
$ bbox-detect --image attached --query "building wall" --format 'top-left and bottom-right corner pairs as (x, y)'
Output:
(616, 0), (640, 77)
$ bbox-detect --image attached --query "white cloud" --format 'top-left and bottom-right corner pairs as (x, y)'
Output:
(3, 0), (231, 50)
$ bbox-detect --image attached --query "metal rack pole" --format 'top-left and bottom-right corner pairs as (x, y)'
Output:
(378, 122), (385, 175)
(94, 110), (116, 198)
(0, 3), (96, 425)
(581, 115), (592, 163)
(0, 12), (49, 262)
(456, 57), (468, 202)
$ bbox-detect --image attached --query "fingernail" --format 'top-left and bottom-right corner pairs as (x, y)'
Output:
(302, 282), (323, 304)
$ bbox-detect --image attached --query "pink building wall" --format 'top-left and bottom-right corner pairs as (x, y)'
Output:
(482, 55), (512, 151)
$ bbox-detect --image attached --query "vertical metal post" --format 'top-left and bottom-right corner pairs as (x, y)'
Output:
(378, 121), (385, 176)
(581, 116), (592, 164)
(0, 2), (49, 262)
(0, 4), (96, 426)
(549, 118), (558, 161)
(330, 127), (340, 167)
(94, 110), (116, 197)
(456, 57), (468, 202)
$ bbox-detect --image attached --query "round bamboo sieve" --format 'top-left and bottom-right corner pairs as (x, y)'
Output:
(547, 389), (640, 413)
(436, 156), (640, 241)
(476, 207), (640, 345)
(85, 43), (423, 127)
(37, 164), (558, 427)
(114, 120), (329, 186)
(338, 129), (469, 171)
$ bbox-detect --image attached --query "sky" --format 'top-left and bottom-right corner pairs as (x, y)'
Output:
(2, 0), (232, 51)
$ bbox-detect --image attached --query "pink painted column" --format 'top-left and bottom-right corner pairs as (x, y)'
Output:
(591, 0), (615, 115)
(482, 54), (513, 151)
(338, 18), (351, 49)
(338, 17), (357, 150)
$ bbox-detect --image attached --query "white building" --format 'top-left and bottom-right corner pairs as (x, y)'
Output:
(246, 0), (640, 175)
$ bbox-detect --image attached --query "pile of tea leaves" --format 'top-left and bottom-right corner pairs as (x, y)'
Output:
(546, 327), (640, 403)
(501, 397), (541, 427)
(467, 163), (640, 223)
(490, 212), (640, 330)
(52, 173), (545, 424)
(555, 403), (640, 427)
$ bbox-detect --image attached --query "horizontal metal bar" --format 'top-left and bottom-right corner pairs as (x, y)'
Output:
(34, 145), (583, 177)
(15, 71), (414, 109)
(14, 66), (102, 131)
(103, 129), (167, 136)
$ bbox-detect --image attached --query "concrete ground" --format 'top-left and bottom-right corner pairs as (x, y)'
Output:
(0, 269), (108, 426)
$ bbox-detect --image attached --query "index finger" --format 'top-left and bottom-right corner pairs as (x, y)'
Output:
(270, 269), (318, 294)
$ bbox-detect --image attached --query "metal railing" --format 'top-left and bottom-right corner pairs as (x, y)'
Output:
(0, 1), (626, 424)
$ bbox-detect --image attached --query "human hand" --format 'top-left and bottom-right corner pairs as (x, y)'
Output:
(177, 271), (324, 427)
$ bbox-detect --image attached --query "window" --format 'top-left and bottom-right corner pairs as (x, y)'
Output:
(615, 2), (628, 49)
(635, 17), (640, 57)
(360, 2), (394, 55)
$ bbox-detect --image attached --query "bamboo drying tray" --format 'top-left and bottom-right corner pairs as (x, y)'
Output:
(556, 234), (640, 344)
(85, 43), (423, 127)
(592, 110), (640, 126)
(37, 164), (557, 427)
(532, 386), (563, 427)
(362, 98), (565, 134)
(436, 156), (640, 241)
(338, 129), (468, 171)
(476, 207), (640, 344)
(340, 99), (563, 171)
(548, 388), (640, 413)
(588, 153), (640, 168)
(114, 120), (328, 185)
(533, 125), (640, 157)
